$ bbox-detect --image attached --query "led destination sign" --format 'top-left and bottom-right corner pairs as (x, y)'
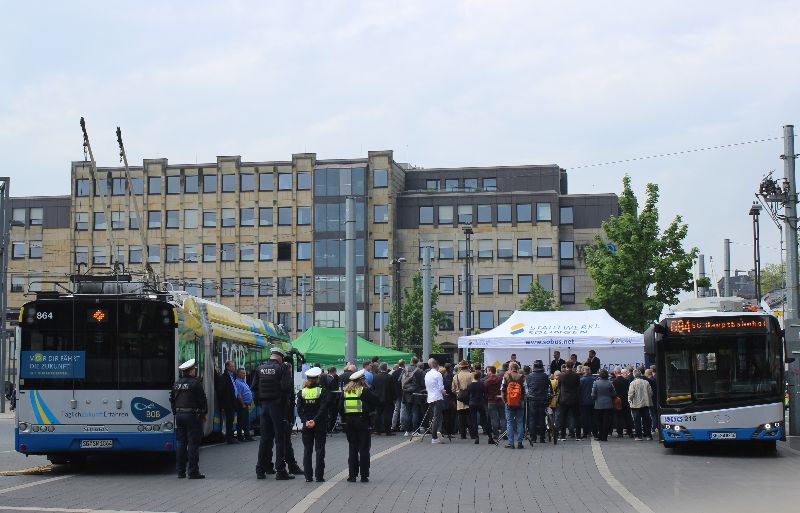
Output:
(666, 317), (769, 335)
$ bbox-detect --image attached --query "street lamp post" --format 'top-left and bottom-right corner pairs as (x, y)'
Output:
(462, 226), (473, 360)
(391, 257), (406, 349)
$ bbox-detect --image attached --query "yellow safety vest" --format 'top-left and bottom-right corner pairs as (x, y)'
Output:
(344, 388), (363, 414)
(302, 387), (321, 403)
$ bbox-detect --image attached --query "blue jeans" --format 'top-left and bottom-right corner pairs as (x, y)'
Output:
(401, 401), (420, 432)
(505, 406), (524, 445)
(487, 402), (504, 438)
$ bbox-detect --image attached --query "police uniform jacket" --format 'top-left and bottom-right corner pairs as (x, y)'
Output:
(250, 358), (292, 403)
(339, 386), (379, 417)
(170, 376), (208, 415)
(296, 386), (330, 425)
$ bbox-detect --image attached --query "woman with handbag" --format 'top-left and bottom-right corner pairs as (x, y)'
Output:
(591, 369), (616, 441)
(464, 371), (494, 444)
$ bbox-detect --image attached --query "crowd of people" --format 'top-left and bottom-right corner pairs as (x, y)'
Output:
(170, 349), (658, 482)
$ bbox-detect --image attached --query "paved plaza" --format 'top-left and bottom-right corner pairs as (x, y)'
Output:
(0, 415), (799, 513)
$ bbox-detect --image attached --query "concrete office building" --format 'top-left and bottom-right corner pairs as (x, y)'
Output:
(7, 151), (617, 352)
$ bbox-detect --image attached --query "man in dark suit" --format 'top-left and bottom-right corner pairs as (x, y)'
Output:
(584, 350), (601, 374)
(215, 360), (239, 444)
(372, 363), (396, 435)
(549, 351), (566, 376)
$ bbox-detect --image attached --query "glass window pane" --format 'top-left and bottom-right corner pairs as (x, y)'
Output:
(203, 174), (217, 193)
(457, 205), (472, 224)
(497, 204), (512, 223)
(517, 239), (532, 257)
(259, 172), (273, 191)
(464, 178), (477, 191)
(278, 173), (293, 190)
(297, 172), (311, 190)
(148, 177), (161, 195)
(518, 274), (533, 294)
(477, 205), (491, 223)
(297, 207), (311, 225)
(478, 276), (493, 294)
(75, 247), (88, 265)
(374, 204), (388, 223)
(445, 179), (459, 192)
(517, 203), (531, 223)
(221, 208), (236, 227)
(373, 169), (388, 188)
(29, 208), (43, 225)
(537, 238), (553, 257)
(184, 209), (198, 229)
(426, 179), (439, 191)
(498, 275), (513, 294)
(203, 244), (216, 262)
(76, 179), (91, 197)
(222, 174), (236, 192)
(240, 208), (255, 226)
(221, 243), (235, 261)
(166, 175), (180, 194)
(259, 208), (273, 226)
(419, 206), (433, 224)
(12, 241), (25, 259)
(439, 312), (455, 331)
(259, 243), (273, 261)
(498, 239), (513, 258)
(111, 178), (126, 196)
(439, 205), (453, 224)
(560, 241), (574, 259)
(166, 210), (179, 228)
(438, 276), (454, 294)
(183, 245), (197, 263)
(166, 244), (180, 263)
(203, 209), (216, 227)
(148, 211), (161, 229)
(203, 279), (216, 298)
(128, 246), (142, 264)
(538, 274), (553, 291)
(278, 207), (292, 225)
(479, 311), (494, 330)
(439, 240), (454, 260)
(537, 203), (552, 221)
(147, 244), (160, 263)
(483, 178), (497, 191)
(373, 240), (388, 258)
(297, 242), (311, 260)
(240, 243), (255, 262)
(240, 173), (255, 192)
(478, 239), (493, 258)
(185, 175), (199, 193)
(560, 206), (574, 224)
(94, 212), (106, 230)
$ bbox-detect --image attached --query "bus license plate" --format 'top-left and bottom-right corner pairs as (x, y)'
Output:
(710, 432), (736, 440)
(80, 439), (113, 449)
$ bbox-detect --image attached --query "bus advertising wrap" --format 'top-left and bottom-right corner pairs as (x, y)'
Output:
(21, 351), (86, 379)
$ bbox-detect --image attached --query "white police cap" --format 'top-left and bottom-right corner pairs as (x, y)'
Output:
(178, 358), (196, 371)
(349, 369), (366, 381)
(271, 347), (286, 357)
(305, 367), (322, 378)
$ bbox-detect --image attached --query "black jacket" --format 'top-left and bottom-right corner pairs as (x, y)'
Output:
(215, 370), (237, 410)
(612, 375), (632, 407)
(549, 358), (565, 375)
(296, 386), (330, 424)
(372, 370), (396, 403)
(250, 359), (292, 403)
(557, 371), (581, 405)
(586, 356), (601, 374)
(170, 376), (208, 415)
(525, 368), (552, 403)
(339, 386), (379, 415)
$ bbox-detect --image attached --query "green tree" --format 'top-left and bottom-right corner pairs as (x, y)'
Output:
(519, 282), (559, 311)
(585, 175), (698, 332)
(694, 276), (712, 289)
(387, 271), (444, 354)
(761, 263), (786, 293)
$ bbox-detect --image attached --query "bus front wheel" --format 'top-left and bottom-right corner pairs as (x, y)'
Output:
(662, 441), (677, 449)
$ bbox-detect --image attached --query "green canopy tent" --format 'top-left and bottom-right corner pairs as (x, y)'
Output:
(291, 326), (414, 368)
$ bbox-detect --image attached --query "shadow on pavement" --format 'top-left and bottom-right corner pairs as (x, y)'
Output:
(663, 442), (782, 459)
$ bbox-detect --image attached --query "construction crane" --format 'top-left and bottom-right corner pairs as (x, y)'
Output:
(116, 126), (156, 286)
(80, 117), (118, 271)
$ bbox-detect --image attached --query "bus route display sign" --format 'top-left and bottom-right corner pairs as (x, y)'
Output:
(666, 317), (770, 335)
(21, 351), (86, 379)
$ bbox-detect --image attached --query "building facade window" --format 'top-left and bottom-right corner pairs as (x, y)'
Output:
(498, 310), (513, 324)
(259, 242), (273, 261)
(76, 179), (91, 197)
(221, 208), (236, 227)
(148, 176), (161, 195)
(297, 172), (311, 190)
(373, 169), (388, 188)
(439, 276), (454, 295)
(478, 311), (494, 330)
(438, 205), (454, 225)
(497, 239), (513, 258)
(444, 179), (459, 192)
(128, 246), (142, 264)
(517, 239), (532, 258)
(297, 241), (311, 260)
(517, 203), (532, 223)
(278, 207), (292, 225)
(185, 175), (199, 194)
(221, 243), (235, 261)
(457, 205), (472, 224)
(464, 178), (478, 191)
(483, 178), (497, 191)
(278, 277), (292, 296)
(183, 244), (197, 263)
(561, 276), (576, 304)
(29, 241), (42, 259)
(12, 208), (26, 224)
(75, 246), (88, 264)
(112, 178), (126, 196)
(221, 278), (236, 297)
(203, 174), (217, 193)
(560, 206), (574, 225)
(259, 207), (273, 226)
(373, 240), (388, 259)
(29, 208), (43, 226)
(497, 204), (511, 223)
(203, 210), (216, 228)
(166, 175), (181, 194)
(94, 212), (107, 230)
(131, 177), (144, 195)
(111, 211), (125, 230)
(75, 212), (88, 231)
(93, 246), (107, 265)
(537, 238), (553, 257)
(202, 279), (216, 298)
(259, 173), (273, 191)
(12, 241), (25, 259)
(203, 244), (216, 262)
(129, 211), (139, 230)
(240, 208), (255, 227)
(297, 207), (311, 226)
(477, 205), (491, 223)
(518, 274), (533, 294)
(426, 179), (439, 191)
(277, 312), (292, 330)
(221, 174), (236, 193)
(537, 203), (552, 222)
(184, 209), (198, 229)
(240, 173), (255, 192)
(439, 240), (454, 260)
(373, 312), (389, 331)
(240, 279), (254, 297)
(278, 173), (293, 190)
(165, 244), (180, 263)
(259, 277), (274, 297)
(477, 239), (493, 259)
(374, 204), (388, 223)
(11, 275), (25, 293)
(498, 275), (513, 294)
(373, 275), (390, 294)
(147, 244), (160, 263)
(538, 274), (553, 291)
(439, 312), (455, 331)
(459, 311), (474, 331)
(240, 243), (255, 261)
(419, 206), (434, 224)
(95, 178), (110, 197)
(147, 211), (161, 229)
(166, 210), (179, 228)
(560, 241), (575, 267)
(478, 275), (493, 294)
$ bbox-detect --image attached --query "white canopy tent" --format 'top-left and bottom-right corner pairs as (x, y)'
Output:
(458, 309), (645, 372)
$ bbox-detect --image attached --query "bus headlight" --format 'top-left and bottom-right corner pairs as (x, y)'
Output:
(47, 425), (55, 432)
(163, 421), (174, 431)
(32, 425), (40, 432)
(18, 422), (29, 432)
(137, 425), (144, 432)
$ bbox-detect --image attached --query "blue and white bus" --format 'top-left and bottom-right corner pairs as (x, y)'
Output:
(645, 310), (785, 449)
(15, 275), (292, 464)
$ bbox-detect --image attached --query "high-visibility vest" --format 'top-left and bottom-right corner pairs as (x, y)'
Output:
(344, 388), (364, 414)
(302, 387), (321, 403)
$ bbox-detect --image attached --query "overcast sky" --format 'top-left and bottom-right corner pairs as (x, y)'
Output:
(3, 1), (799, 278)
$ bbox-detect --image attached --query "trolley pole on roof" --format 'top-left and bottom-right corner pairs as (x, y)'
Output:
(81, 118), (117, 271)
(344, 197), (357, 365)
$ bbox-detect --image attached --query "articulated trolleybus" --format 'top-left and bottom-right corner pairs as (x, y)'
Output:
(15, 274), (291, 464)
(645, 308), (785, 449)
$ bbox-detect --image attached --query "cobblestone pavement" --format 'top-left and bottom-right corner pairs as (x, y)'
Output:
(0, 416), (799, 513)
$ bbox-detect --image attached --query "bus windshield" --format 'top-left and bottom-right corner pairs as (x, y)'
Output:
(662, 333), (782, 408)
(19, 299), (175, 390)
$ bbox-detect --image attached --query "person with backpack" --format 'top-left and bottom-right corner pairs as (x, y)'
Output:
(451, 360), (474, 439)
(401, 357), (424, 435)
(501, 362), (526, 449)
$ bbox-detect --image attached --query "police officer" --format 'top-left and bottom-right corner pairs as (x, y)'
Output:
(297, 367), (329, 482)
(170, 359), (208, 479)
(251, 347), (294, 480)
(341, 369), (378, 483)
(282, 355), (305, 476)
